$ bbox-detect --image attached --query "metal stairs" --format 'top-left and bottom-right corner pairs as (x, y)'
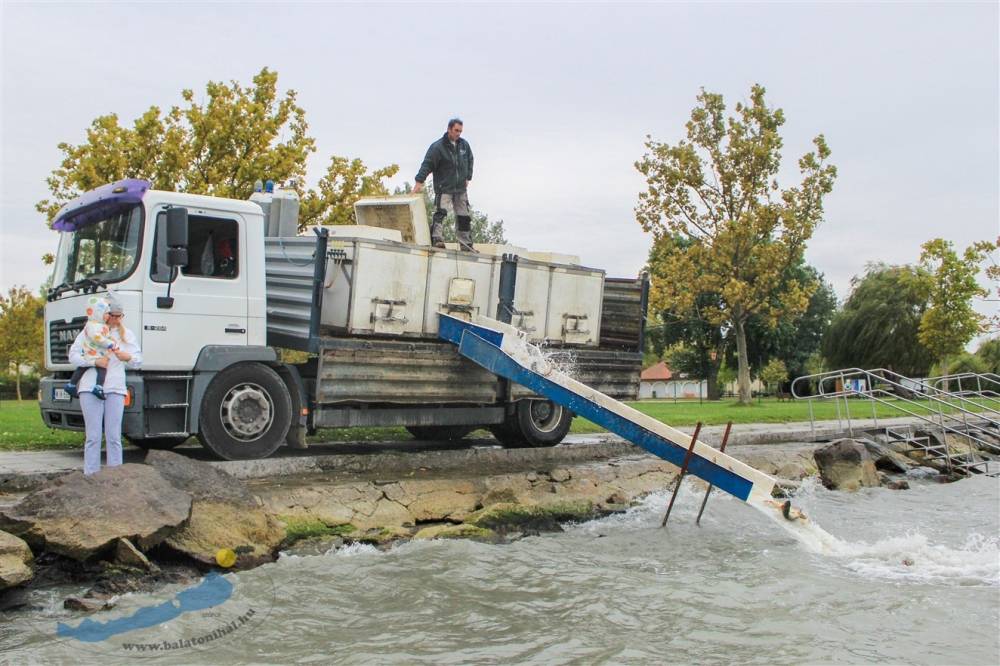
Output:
(883, 426), (995, 476)
(793, 368), (1000, 477)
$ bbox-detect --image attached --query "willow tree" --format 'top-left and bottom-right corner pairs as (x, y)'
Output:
(822, 264), (934, 377)
(636, 84), (837, 404)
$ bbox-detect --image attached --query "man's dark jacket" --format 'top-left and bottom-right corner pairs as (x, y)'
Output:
(415, 133), (474, 194)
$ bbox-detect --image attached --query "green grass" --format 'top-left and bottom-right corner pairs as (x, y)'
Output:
(0, 397), (971, 451)
(567, 397), (930, 434)
(0, 400), (85, 450)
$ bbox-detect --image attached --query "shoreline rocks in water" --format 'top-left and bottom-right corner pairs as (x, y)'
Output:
(0, 450), (289, 605)
(814, 439), (881, 491)
(0, 530), (33, 591)
(255, 443), (823, 539)
(0, 465), (192, 561)
(145, 450), (285, 568)
(0, 438), (943, 610)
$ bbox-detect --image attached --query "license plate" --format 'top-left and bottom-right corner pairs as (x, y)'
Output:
(52, 387), (71, 402)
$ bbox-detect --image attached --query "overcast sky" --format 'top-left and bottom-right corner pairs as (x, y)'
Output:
(2, 1), (998, 322)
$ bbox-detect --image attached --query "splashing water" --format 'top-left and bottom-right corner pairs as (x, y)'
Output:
(532, 342), (579, 378)
(501, 329), (564, 376)
(751, 497), (848, 555)
(332, 542), (380, 558)
(568, 477), (999, 587)
(750, 497), (999, 585)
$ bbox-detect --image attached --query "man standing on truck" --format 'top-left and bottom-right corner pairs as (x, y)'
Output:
(413, 118), (476, 252)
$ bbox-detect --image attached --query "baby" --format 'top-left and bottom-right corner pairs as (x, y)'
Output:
(65, 297), (118, 400)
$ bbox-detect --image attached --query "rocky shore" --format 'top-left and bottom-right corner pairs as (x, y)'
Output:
(0, 426), (984, 614)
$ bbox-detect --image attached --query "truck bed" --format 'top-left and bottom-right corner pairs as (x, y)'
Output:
(264, 232), (647, 406)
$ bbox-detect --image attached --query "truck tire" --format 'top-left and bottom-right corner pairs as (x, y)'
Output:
(491, 400), (572, 448)
(405, 425), (475, 441)
(197, 363), (292, 460)
(127, 436), (188, 450)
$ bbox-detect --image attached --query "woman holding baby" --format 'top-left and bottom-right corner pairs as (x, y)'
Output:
(68, 297), (142, 475)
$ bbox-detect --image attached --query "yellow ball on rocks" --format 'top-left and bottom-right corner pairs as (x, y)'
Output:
(215, 548), (237, 568)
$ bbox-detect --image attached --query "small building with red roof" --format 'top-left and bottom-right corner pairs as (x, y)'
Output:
(639, 361), (707, 399)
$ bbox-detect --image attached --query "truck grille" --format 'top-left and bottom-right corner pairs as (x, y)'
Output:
(49, 317), (87, 364)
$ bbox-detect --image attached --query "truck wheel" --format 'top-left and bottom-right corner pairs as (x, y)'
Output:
(492, 400), (572, 448)
(405, 425), (475, 441)
(197, 363), (292, 460)
(517, 399), (572, 447)
(127, 436), (188, 450)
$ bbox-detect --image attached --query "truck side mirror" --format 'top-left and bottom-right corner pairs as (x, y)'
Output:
(165, 207), (189, 268)
(166, 248), (188, 268)
(159, 207), (189, 309)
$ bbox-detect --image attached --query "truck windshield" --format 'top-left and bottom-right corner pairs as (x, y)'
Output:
(51, 205), (143, 291)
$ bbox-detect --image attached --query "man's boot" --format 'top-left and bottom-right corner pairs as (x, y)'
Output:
(430, 210), (446, 248)
(457, 215), (477, 253)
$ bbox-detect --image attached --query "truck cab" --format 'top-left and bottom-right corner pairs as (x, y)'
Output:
(41, 180), (294, 456)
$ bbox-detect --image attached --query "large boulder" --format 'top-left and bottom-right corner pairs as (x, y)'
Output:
(860, 438), (918, 474)
(1, 530), (33, 590)
(144, 450), (285, 566)
(0, 465), (192, 560)
(814, 439), (880, 491)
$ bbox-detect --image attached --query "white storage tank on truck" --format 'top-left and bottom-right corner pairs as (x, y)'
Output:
(39, 179), (648, 460)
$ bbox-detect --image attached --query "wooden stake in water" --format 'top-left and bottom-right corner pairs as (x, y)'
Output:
(695, 421), (733, 527)
(660, 421), (703, 527)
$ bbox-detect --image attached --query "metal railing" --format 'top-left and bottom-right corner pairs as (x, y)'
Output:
(924, 373), (1000, 414)
(791, 368), (999, 476)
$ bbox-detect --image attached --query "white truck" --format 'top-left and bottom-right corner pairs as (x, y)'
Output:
(39, 179), (648, 460)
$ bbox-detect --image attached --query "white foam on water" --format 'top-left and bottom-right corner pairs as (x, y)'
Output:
(751, 499), (1000, 586)
(331, 542), (380, 558)
(566, 479), (998, 587)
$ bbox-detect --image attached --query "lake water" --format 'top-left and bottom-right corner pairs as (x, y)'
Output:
(2, 475), (997, 665)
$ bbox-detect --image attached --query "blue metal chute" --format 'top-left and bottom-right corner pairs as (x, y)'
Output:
(439, 313), (777, 505)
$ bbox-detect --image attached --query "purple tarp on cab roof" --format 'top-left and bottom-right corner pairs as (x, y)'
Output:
(51, 179), (150, 231)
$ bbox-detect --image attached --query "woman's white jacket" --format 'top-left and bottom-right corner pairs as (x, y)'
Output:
(68, 327), (143, 396)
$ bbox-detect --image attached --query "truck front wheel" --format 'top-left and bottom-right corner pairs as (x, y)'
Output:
(197, 363), (292, 460)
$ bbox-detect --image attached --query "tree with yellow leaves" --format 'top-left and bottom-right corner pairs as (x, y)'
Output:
(636, 84), (836, 404)
(36, 68), (397, 231)
(300, 156), (399, 227)
(917, 237), (997, 363)
(0, 286), (44, 401)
